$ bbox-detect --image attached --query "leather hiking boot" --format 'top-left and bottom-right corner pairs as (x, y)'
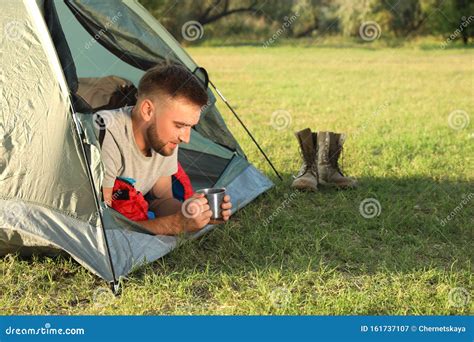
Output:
(292, 128), (319, 191)
(316, 131), (357, 189)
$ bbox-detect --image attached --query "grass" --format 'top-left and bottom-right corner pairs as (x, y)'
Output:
(1, 41), (473, 315)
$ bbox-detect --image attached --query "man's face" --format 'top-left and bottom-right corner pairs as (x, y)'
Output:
(146, 96), (201, 156)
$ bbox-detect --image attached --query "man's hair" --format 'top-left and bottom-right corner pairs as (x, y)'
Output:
(137, 63), (208, 108)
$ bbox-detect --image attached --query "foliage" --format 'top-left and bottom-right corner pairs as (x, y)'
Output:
(138, 0), (474, 43)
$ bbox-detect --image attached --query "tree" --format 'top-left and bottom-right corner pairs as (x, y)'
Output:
(454, 0), (472, 44)
(195, 0), (259, 25)
(139, 0), (262, 41)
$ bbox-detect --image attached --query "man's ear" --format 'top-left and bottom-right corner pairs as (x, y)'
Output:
(139, 98), (155, 122)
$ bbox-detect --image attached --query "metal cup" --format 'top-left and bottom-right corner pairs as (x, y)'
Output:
(196, 187), (226, 224)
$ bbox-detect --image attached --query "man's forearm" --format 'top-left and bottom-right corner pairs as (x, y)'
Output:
(137, 213), (182, 235)
(149, 197), (182, 217)
(136, 198), (184, 235)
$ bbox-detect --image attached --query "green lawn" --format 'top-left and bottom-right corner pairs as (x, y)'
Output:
(1, 43), (472, 315)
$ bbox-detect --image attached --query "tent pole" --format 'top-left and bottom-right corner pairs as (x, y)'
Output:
(71, 111), (120, 293)
(209, 80), (283, 181)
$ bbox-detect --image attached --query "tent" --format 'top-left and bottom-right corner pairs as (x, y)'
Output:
(0, 0), (274, 287)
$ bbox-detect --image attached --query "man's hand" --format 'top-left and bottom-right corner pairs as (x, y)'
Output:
(103, 187), (113, 206)
(178, 193), (212, 232)
(220, 194), (233, 222)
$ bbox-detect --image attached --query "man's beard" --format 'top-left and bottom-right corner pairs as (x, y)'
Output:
(147, 122), (173, 156)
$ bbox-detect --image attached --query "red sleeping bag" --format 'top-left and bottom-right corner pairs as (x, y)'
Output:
(172, 162), (194, 201)
(111, 177), (149, 221)
(111, 162), (194, 221)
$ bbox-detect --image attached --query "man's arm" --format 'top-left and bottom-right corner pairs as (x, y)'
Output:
(146, 175), (182, 217)
(103, 179), (211, 235)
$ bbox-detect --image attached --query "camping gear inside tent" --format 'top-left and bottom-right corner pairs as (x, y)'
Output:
(0, 0), (274, 286)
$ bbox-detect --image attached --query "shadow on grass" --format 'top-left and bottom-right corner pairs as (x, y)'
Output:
(189, 37), (474, 50)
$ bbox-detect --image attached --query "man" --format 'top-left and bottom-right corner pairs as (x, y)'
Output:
(99, 63), (232, 235)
